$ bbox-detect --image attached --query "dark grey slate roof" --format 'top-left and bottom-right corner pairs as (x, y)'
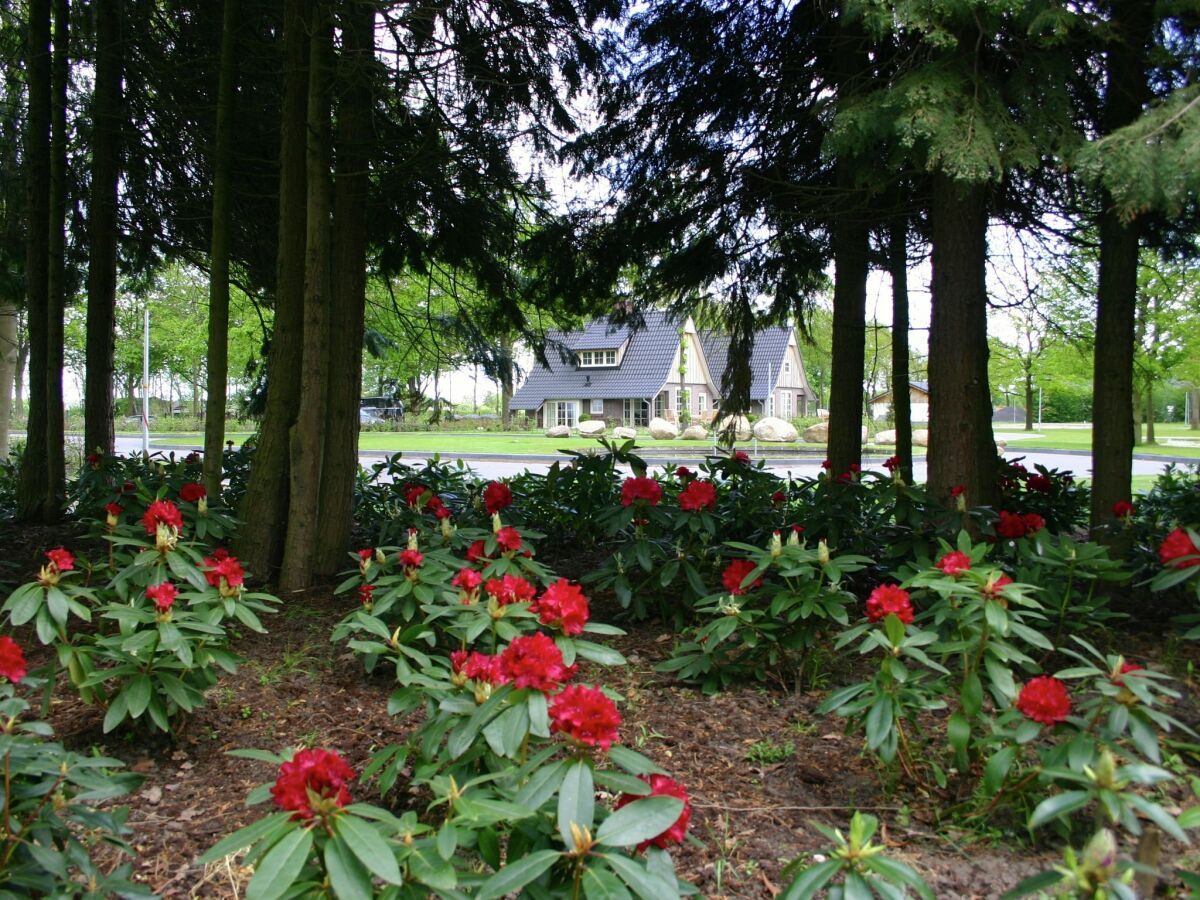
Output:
(510, 309), (683, 409)
(911, 380), (929, 394)
(869, 380), (930, 403)
(699, 326), (793, 401)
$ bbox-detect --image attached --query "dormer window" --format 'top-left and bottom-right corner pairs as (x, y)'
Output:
(579, 349), (617, 367)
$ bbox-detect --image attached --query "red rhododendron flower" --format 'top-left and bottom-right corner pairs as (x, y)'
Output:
(403, 484), (426, 508)
(614, 774), (692, 851)
(146, 581), (178, 612)
(733, 451), (750, 463)
(821, 459), (832, 470)
(451, 566), (482, 595)
(500, 632), (576, 691)
(849, 463), (861, 473)
(721, 560), (763, 596)
(357, 548), (374, 561)
(142, 499), (184, 536)
(495, 527), (523, 553)
(45, 547), (75, 572)
(398, 549), (424, 569)
(465, 539), (489, 563)
(464, 652), (506, 684)
(357, 584), (375, 606)
(270, 748), (355, 820)
(535, 578), (590, 635)
(883, 456), (899, 472)
(87, 452), (101, 467)
(120, 480), (136, 494)
(485, 574), (536, 606)
(996, 510), (1027, 540)
(949, 484), (965, 498)
(105, 502), (123, 518)
(1112, 661), (1142, 686)
(675, 466), (692, 480)
(1112, 500), (1135, 519)
(179, 482), (206, 503)
(484, 481), (513, 514)
(183, 452), (200, 465)
(1016, 676), (1071, 726)
(450, 650), (468, 675)
(865, 584), (913, 624)
(425, 495), (448, 518)
(936, 551), (971, 576)
(0, 635), (27, 683)
(621, 476), (663, 508)
(1160, 528), (1200, 569)
(771, 490), (786, 505)
(549, 684), (621, 750)
(678, 480), (717, 512)
(1022, 512), (1045, 535)
(1026, 474), (1053, 493)
(203, 549), (245, 592)
(982, 573), (1014, 599)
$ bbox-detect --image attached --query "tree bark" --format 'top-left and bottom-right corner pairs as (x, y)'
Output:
(314, 0), (374, 577)
(237, 0), (310, 577)
(84, 0), (122, 458)
(204, 0), (240, 497)
(1144, 386), (1155, 444)
(1190, 388), (1199, 430)
(500, 332), (514, 428)
(14, 329), (27, 417)
(1024, 370), (1034, 431)
(1090, 0), (1152, 531)
(0, 305), (16, 458)
(17, 0), (53, 522)
(43, 0), (68, 515)
(927, 173), (996, 509)
(888, 217), (912, 483)
(279, 5), (333, 591)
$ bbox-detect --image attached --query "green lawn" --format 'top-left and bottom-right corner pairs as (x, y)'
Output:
(993, 422), (1200, 458)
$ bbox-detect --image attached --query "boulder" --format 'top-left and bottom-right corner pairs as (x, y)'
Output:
(817, 408), (830, 420)
(803, 421), (829, 443)
(874, 429), (897, 445)
(715, 415), (752, 441)
(612, 426), (637, 440)
(912, 428), (929, 447)
(995, 440), (1007, 453)
(681, 424), (708, 440)
(752, 416), (799, 442)
(578, 419), (607, 438)
(648, 417), (679, 440)
(545, 425), (571, 438)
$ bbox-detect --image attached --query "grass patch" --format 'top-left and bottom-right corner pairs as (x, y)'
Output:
(995, 423), (1200, 458)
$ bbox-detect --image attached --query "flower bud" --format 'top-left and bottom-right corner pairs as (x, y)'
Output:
(955, 492), (967, 513)
(1080, 829), (1117, 879)
(450, 670), (468, 689)
(492, 512), (503, 534)
(155, 521), (178, 553)
(817, 539), (830, 565)
(487, 595), (505, 620)
(106, 510), (119, 529)
(407, 529), (419, 551)
(197, 495), (208, 516)
(718, 598), (741, 616)
(473, 681), (493, 704)
(375, 548), (386, 565)
(1092, 750), (1118, 790)
(787, 527), (801, 547)
(769, 531), (782, 559)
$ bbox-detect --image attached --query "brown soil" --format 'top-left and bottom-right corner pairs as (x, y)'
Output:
(6, 529), (1199, 899)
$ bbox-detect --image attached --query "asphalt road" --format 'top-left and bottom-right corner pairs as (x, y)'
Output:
(108, 434), (1194, 482)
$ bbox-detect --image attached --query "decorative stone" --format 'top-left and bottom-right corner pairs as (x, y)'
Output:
(612, 426), (637, 440)
(545, 425), (570, 438)
(648, 417), (679, 440)
(681, 424), (708, 440)
(874, 429), (897, 445)
(912, 429), (929, 447)
(752, 416), (799, 442)
(996, 440), (1007, 452)
(803, 421), (829, 443)
(715, 415), (752, 441)
(578, 419), (607, 437)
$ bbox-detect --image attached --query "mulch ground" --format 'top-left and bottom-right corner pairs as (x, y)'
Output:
(6, 525), (1200, 898)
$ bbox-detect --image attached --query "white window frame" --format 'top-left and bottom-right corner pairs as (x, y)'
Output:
(697, 392), (706, 412)
(768, 395), (775, 416)
(784, 359), (791, 375)
(782, 391), (793, 419)
(654, 393), (666, 418)
(579, 349), (617, 368)
(590, 398), (604, 415)
(548, 400), (578, 428)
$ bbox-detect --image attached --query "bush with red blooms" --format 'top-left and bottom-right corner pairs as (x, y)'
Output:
(865, 584), (913, 624)
(996, 459), (1089, 534)
(485, 573), (537, 606)
(269, 748), (355, 820)
(179, 482), (206, 503)
(721, 559), (762, 596)
(1159, 527), (1200, 569)
(535, 578), (590, 635)
(1015, 675), (1072, 726)
(483, 480), (513, 514)
(935, 549), (971, 575)
(0, 636), (146, 897)
(614, 774), (692, 851)
(549, 683), (622, 750)
(620, 475), (663, 507)
(677, 478), (717, 512)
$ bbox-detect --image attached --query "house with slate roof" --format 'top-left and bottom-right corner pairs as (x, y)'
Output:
(508, 310), (816, 428)
(869, 380), (930, 423)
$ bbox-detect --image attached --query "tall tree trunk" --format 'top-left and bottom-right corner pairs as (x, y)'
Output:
(500, 332), (514, 428)
(84, 0), (122, 458)
(43, 0), (68, 514)
(279, 5), (333, 591)
(17, 0), (52, 522)
(1090, 0), (1152, 531)
(204, 0), (239, 497)
(1024, 370), (1034, 431)
(314, 0), (373, 577)
(1144, 387), (1155, 444)
(826, 15), (869, 476)
(927, 173), (996, 508)
(1190, 387), (1199, 430)
(237, 0), (310, 577)
(888, 217), (912, 483)
(0, 305), (16, 458)
(14, 329), (27, 417)
(1131, 383), (1142, 445)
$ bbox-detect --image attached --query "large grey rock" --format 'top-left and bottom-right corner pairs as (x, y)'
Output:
(752, 416), (799, 442)
(803, 421), (829, 443)
(545, 425), (571, 438)
(716, 415), (752, 441)
(874, 429), (897, 445)
(681, 424), (708, 440)
(912, 428), (929, 447)
(612, 426), (637, 440)
(578, 420), (607, 438)
(648, 417), (678, 440)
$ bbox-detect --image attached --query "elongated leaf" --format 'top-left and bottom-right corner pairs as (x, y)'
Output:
(474, 849), (561, 900)
(1029, 790), (1091, 830)
(558, 759), (595, 848)
(595, 796), (684, 848)
(323, 835), (371, 900)
(245, 826), (313, 900)
(336, 812), (403, 884)
(607, 745), (667, 776)
(604, 851), (680, 900)
(199, 813), (294, 863)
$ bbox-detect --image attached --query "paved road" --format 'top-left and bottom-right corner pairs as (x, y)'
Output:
(111, 435), (1194, 482)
